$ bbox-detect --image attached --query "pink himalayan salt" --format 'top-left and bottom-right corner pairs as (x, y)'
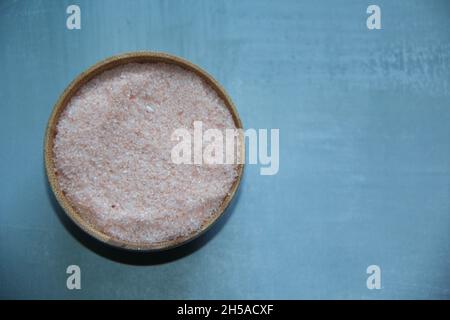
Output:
(53, 62), (239, 245)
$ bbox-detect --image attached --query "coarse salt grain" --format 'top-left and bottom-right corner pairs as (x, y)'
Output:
(53, 62), (239, 245)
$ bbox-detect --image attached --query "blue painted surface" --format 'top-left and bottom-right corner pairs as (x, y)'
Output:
(0, 0), (449, 299)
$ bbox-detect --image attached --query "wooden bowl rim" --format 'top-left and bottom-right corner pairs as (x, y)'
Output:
(44, 51), (244, 252)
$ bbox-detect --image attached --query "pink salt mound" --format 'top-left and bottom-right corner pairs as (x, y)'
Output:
(53, 62), (239, 246)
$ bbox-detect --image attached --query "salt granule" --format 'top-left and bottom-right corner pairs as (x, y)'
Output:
(53, 62), (239, 245)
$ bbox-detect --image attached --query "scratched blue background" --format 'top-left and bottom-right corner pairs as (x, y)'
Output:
(1, 0), (449, 299)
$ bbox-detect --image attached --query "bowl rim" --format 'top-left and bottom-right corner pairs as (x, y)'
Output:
(44, 51), (245, 252)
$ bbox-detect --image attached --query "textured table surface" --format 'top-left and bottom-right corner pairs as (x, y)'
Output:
(1, 0), (449, 299)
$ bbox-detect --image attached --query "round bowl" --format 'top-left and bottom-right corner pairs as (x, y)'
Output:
(44, 52), (244, 251)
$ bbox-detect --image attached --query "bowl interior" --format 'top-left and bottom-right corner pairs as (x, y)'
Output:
(44, 52), (244, 251)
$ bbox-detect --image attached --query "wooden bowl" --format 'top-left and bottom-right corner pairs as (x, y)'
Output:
(44, 52), (244, 251)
